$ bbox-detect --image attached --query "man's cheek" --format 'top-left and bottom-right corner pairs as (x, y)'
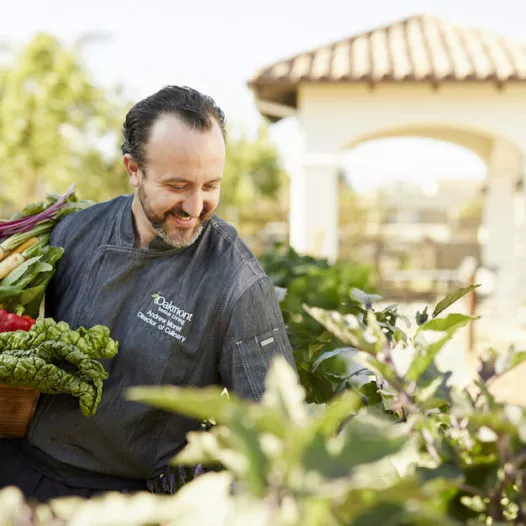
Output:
(204, 198), (219, 216)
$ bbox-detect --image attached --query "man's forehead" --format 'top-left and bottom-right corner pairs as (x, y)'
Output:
(148, 113), (224, 144)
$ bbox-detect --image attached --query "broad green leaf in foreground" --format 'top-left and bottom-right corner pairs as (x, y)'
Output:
(129, 358), (306, 442)
(226, 419), (270, 497)
(417, 313), (473, 334)
(127, 385), (239, 424)
(287, 390), (363, 471)
(177, 423), (270, 498)
(302, 411), (407, 478)
(334, 477), (460, 526)
(0, 487), (31, 525)
(174, 428), (229, 467)
(262, 355), (308, 426)
(432, 285), (479, 318)
(39, 489), (183, 526)
(162, 471), (234, 526)
(310, 389), (362, 437)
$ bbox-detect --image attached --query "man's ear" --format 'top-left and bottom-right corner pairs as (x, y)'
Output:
(123, 154), (140, 188)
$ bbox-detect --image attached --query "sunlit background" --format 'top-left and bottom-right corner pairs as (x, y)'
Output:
(3, 0), (514, 179)
(2, 0), (526, 351)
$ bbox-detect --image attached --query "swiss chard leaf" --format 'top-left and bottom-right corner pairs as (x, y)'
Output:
(0, 285), (24, 301)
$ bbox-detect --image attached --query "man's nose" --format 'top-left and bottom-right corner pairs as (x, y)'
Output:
(181, 191), (203, 218)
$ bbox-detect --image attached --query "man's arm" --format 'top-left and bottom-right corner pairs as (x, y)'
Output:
(218, 276), (297, 400)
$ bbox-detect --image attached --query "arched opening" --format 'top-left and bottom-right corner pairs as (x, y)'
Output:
(337, 134), (488, 301)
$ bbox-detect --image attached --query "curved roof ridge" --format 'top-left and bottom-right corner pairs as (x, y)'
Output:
(249, 14), (526, 121)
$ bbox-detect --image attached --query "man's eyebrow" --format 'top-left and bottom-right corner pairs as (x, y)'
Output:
(163, 176), (223, 183)
(163, 177), (189, 183)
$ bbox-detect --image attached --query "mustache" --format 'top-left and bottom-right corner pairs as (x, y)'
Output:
(164, 207), (210, 221)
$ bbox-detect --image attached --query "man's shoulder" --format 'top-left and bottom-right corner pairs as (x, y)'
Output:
(208, 216), (258, 262)
(202, 216), (275, 310)
(51, 195), (129, 245)
(206, 216), (265, 279)
(66, 195), (128, 223)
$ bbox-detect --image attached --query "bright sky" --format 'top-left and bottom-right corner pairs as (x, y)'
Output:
(3, 0), (526, 191)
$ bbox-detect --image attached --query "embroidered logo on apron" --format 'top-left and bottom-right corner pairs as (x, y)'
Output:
(136, 292), (194, 343)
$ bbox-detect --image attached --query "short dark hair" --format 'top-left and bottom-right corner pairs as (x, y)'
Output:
(121, 85), (227, 167)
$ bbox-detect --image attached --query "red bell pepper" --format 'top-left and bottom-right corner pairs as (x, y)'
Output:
(0, 309), (36, 332)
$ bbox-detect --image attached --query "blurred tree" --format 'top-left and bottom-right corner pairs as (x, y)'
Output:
(217, 124), (289, 254)
(219, 124), (287, 214)
(0, 33), (128, 211)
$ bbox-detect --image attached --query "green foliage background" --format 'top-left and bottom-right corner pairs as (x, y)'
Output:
(260, 245), (375, 403)
(0, 34), (129, 210)
(0, 34), (287, 228)
(3, 32), (521, 526)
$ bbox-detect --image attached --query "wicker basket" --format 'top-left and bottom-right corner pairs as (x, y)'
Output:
(0, 384), (40, 438)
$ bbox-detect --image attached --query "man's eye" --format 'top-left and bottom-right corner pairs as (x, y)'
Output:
(169, 185), (186, 191)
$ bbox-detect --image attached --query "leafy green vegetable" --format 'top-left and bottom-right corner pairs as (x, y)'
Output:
(0, 246), (64, 317)
(0, 220), (55, 254)
(0, 187), (93, 317)
(0, 318), (118, 415)
(0, 352), (98, 415)
(0, 285), (24, 301)
(0, 256), (44, 287)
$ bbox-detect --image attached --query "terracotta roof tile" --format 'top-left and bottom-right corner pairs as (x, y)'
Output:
(249, 14), (526, 118)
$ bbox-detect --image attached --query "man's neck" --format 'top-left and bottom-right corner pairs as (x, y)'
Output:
(131, 196), (156, 249)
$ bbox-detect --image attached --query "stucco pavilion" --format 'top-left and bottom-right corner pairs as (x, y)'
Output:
(249, 14), (526, 317)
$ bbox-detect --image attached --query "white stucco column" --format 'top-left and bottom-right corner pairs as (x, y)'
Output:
(481, 139), (521, 318)
(289, 155), (339, 262)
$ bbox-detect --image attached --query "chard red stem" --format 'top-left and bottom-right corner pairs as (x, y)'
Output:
(0, 185), (75, 236)
(0, 220), (54, 252)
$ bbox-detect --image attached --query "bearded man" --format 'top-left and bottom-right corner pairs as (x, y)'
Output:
(0, 85), (295, 501)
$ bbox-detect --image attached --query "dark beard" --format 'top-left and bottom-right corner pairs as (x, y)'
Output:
(138, 183), (208, 248)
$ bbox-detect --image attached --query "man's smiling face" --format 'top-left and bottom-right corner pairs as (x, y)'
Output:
(127, 113), (225, 248)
